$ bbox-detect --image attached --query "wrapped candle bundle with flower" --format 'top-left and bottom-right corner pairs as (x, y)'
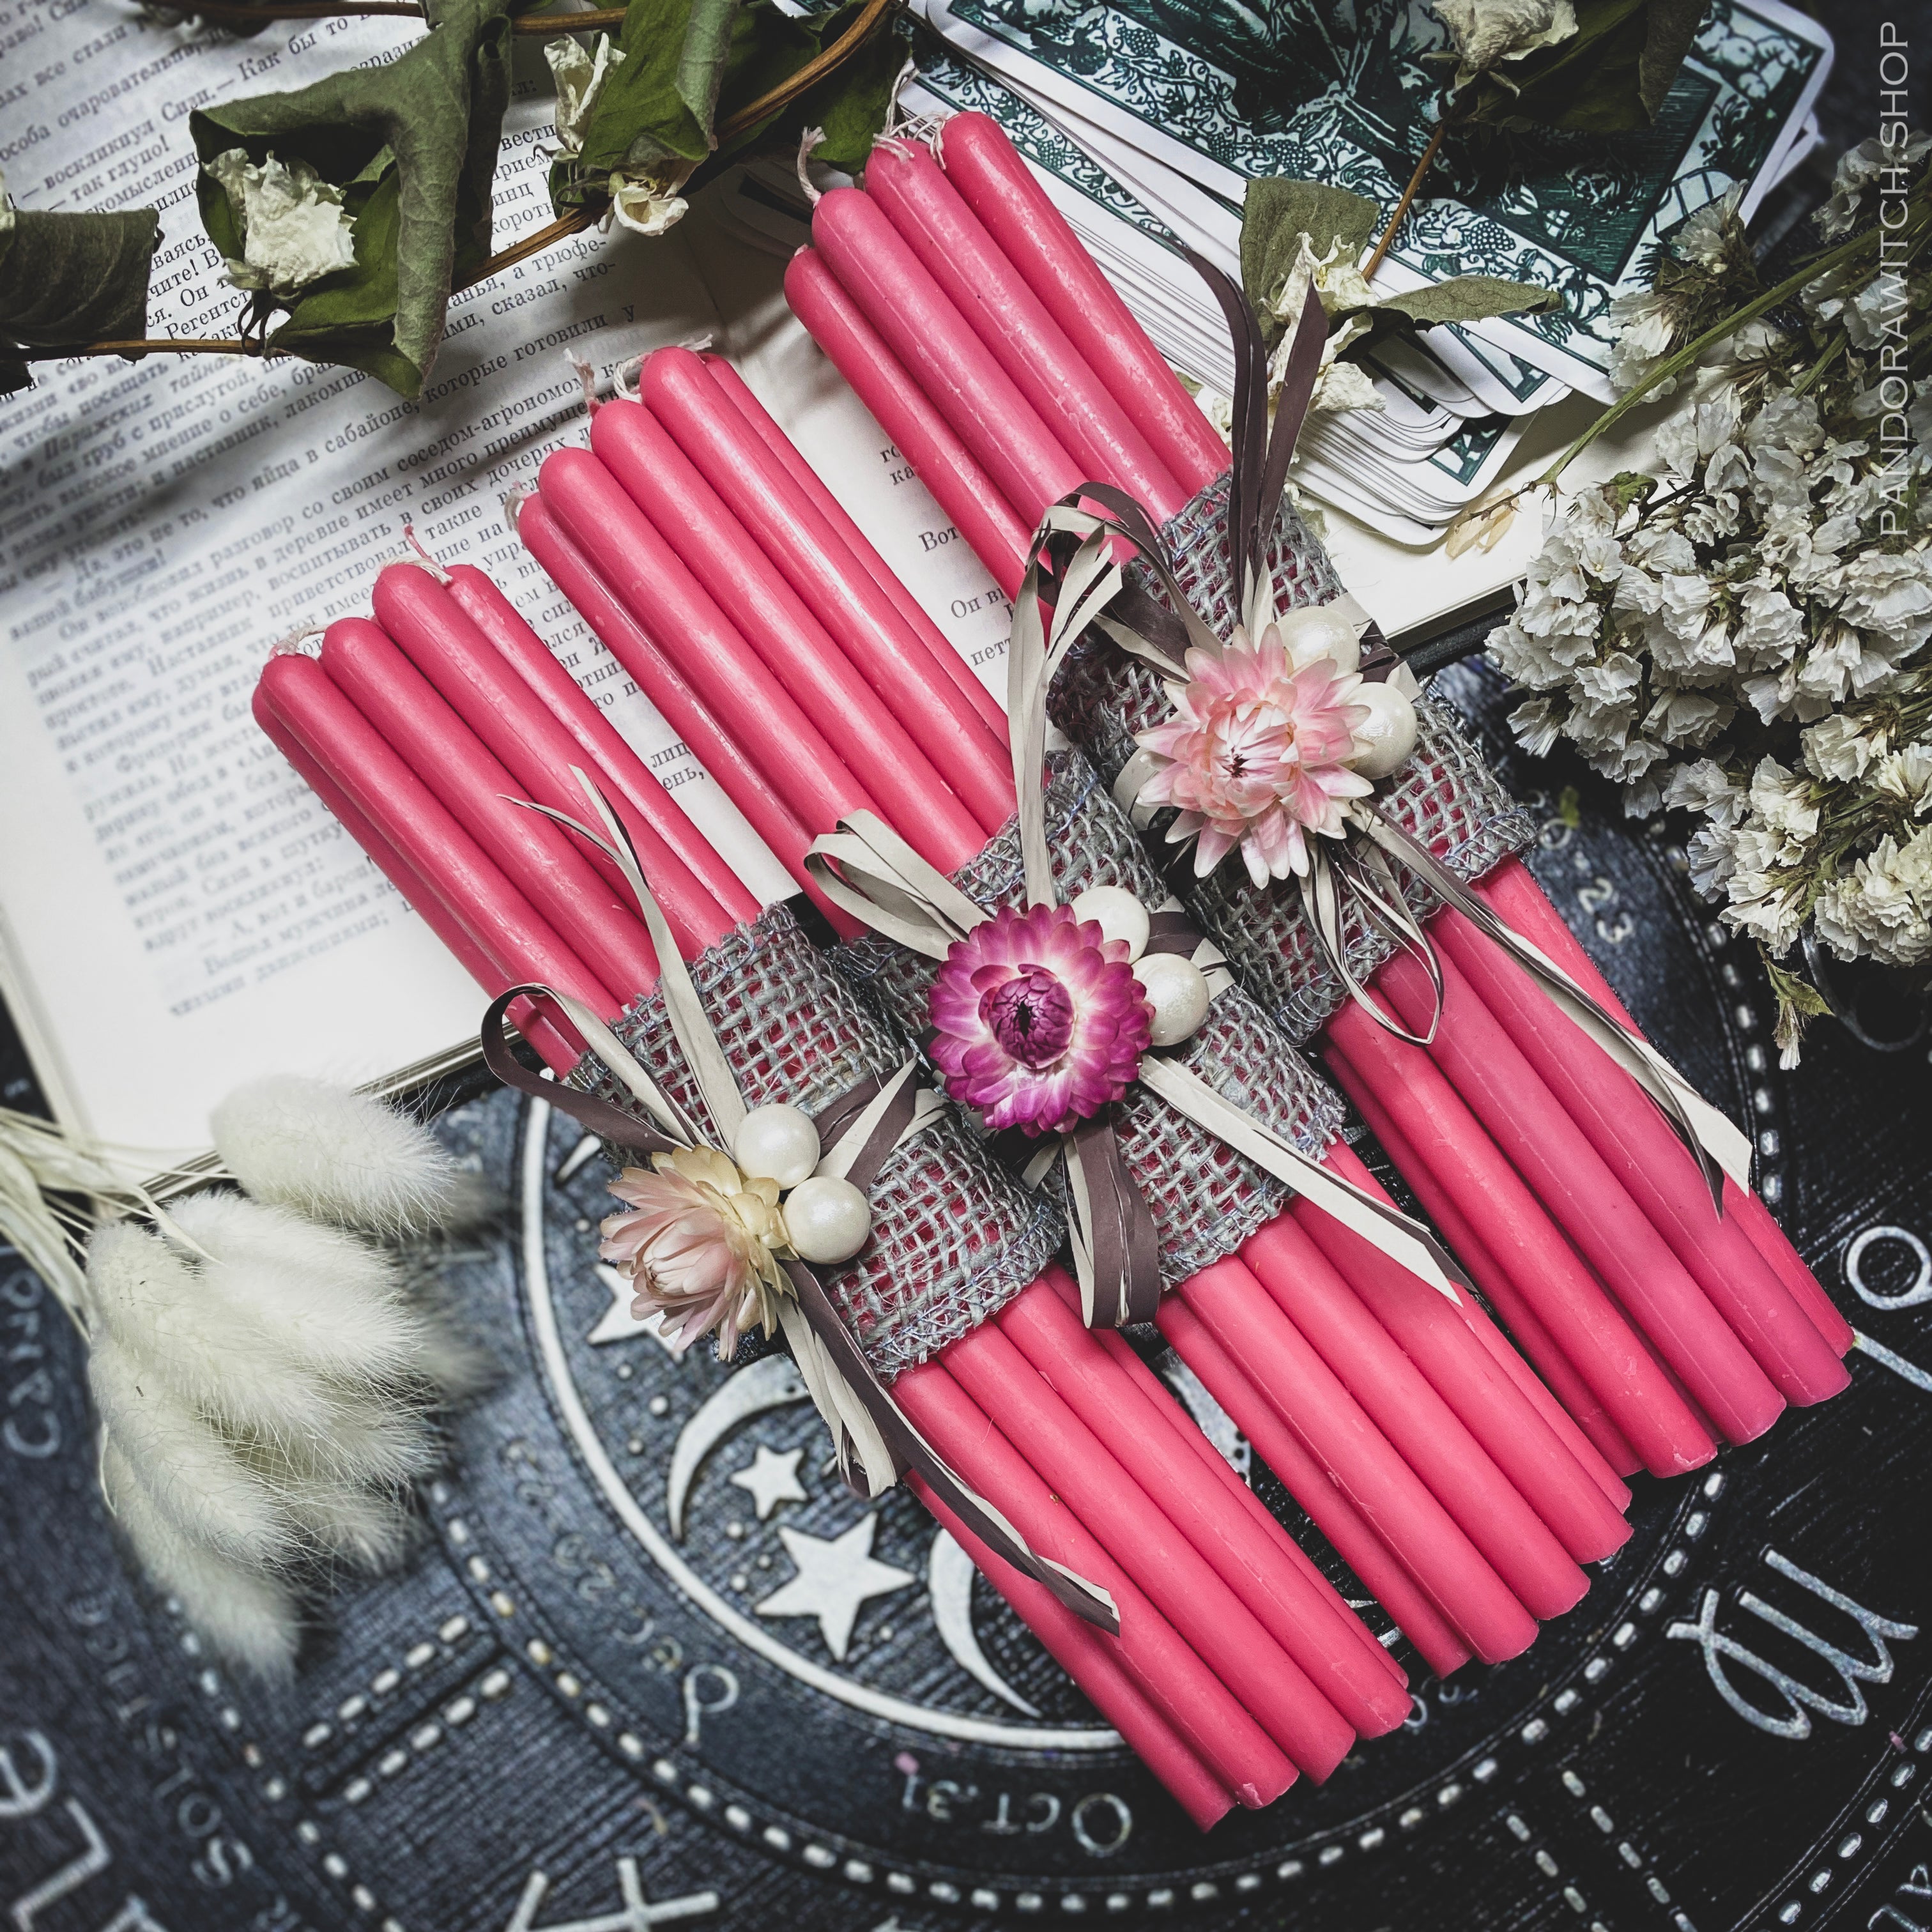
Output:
(513, 345), (1636, 1686)
(781, 109), (1855, 1480)
(253, 556), (1438, 1828)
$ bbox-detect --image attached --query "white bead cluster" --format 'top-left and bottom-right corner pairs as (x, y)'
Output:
(732, 1103), (873, 1266)
(1275, 604), (1420, 783)
(1068, 885), (1213, 1050)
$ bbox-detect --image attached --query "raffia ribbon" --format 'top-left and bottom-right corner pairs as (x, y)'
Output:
(480, 773), (1119, 1635)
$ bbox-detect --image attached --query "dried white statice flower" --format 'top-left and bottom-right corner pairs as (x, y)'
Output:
(1432, 0), (1577, 92)
(204, 150), (358, 300)
(546, 32), (625, 160)
(1489, 135), (1932, 1057)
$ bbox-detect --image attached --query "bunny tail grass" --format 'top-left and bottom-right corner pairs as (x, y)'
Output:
(102, 1441), (301, 1679)
(211, 1076), (486, 1234)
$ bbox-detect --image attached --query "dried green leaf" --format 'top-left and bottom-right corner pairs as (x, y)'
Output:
(1460, 0), (1708, 131)
(1241, 176), (1380, 319)
(555, 0), (897, 213)
(191, 0), (514, 397)
(0, 206), (160, 349)
(1356, 274), (1563, 329)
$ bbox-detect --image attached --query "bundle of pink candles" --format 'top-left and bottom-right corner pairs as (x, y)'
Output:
(253, 557), (1436, 1828)
(509, 341), (1639, 1695)
(779, 108), (1855, 1479)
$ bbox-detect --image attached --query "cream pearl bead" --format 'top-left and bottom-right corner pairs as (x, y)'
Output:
(1068, 884), (1150, 960)
(733, 1103), (822, 1190)
(782, 1176), (873, 1266)
(1349, 680), (1420, 781)
(1133, 951), (1212, 1048)
(1275, 603), (1360, 675)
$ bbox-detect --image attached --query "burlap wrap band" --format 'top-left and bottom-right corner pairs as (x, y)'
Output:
(567, 904), (1062, 1380)
(831, 747), (1346, 1289)
(1046, 468), (1538, 1045)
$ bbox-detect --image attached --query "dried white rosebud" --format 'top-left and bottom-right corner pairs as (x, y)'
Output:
(546, 32), (625, 160)
(1432, 0), (1578, 90)
(204, 148), (357, 300)
(608, 169), (690, 238)
(0, 164), (15, 245)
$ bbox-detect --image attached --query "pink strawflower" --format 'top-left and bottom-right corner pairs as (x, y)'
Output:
(928, 903), (1152, 1136)
(601, 1146), (788, 1358)
(1135, 627), (1374, 885)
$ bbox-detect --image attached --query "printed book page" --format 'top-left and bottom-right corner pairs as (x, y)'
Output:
(0, 6), (1010, 1152)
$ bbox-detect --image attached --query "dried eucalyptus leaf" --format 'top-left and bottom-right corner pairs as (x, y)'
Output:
(0, 206), (160, 348)
(190, 0), (514, 397)
(1241, 178), (1379, 320)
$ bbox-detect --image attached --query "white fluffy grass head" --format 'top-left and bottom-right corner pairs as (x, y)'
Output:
(211, 1075), (491, 1235)
(102, 1440), (300, 1680)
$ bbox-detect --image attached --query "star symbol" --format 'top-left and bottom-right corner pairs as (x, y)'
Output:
(755, 1514), (914, 1662)
(587, 1264), (680, 1350)
(729, 1445), (807, 1520)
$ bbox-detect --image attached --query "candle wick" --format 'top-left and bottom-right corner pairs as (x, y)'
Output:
(795, 126), (827, 206)
(399, 524), (453, 583)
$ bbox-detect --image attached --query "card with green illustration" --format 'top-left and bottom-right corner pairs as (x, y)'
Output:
(915, 0), (1830, 400)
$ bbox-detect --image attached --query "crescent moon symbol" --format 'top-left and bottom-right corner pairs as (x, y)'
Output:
(666, 1354), (811, 1538)
(928, 1529), (1048, 1719)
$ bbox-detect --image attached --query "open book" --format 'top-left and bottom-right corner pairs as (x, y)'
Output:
(0, 12), (1637, 1154)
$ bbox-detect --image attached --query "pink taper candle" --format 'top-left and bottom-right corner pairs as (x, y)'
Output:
(946, 1319), (1356, 1779)
(438, 562), (763, 930)
(1154, 1292), (1470, 1678)
(371, 564), (733, 957)
(1377, 948), (1786, 1446)
(640, 348), (1012, 822)
(1474, 860), (1851, 1354)
(513, 493), (837, 923)
(1432, 907), (1850, 1406)
(256, 654), (625, 1022)
(1176, 1257), (1539, 1664)
(1324, 1011), (1714, 1475)
(1331, 1070), (1644, 1480)
(700, 353), (1009, 737)
(1238, 1218), (1588, 1620)
(893, 1359), (1296, 1805)
(907, 1475), (1234, 1831)
(535, 448), (884, 855)
(1282, 1200), (1632, 1560)
(318, 620), (661, 1000)
(866, 137), (1189, 523)
(809, 185), (1085, 523)
(1317, 1140), (1633, 1512)
(254, 683), (585, 1075)
(934, 111), (1230, 496)
(587, 400), (990, 870)
(1006, 1274), (1413, 1737)
(1078, 1319), (1411, 1694)
(785, 249), (1033, 597)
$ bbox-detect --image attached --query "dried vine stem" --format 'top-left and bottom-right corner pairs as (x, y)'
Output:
(153, 1), (627, 33)
(25, 0), (898, 365)
(1361, 114), (1450, 279)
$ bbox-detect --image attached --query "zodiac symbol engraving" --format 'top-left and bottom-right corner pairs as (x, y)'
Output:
(1664, 1550), (1919, 1739)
